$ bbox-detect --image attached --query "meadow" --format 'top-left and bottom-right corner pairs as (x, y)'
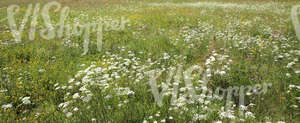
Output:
(0, 0), (299, 122)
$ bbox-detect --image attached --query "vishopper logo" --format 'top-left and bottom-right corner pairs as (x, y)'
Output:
(146, 65), (272, 110)
(292, 5), (300, 41)
(3, 1), (129, 55)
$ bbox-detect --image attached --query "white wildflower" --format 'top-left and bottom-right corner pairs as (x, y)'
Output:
(193, 114), (207, 120)
(245, 111), (255, 118)
(0, 89), (8, 93)
(286, 73), (291, 78)
(61, 86), (67, 89)
(240, 105), (247, 111)
(287, 62), (295, 68)
(289, 85), (296, 88)
(75, 82), (81, 85)
(73, 107), (79, 111)
(58, 101), (70, 108)
(2, 104), (12, 110)
(155, 113), (160, 117)
(38, 69), (46, 73)
(291, 105), (298, 108)
(54, 83), (59, 87)
(82, 94), (92, 102)
(68, 86), (73, 89)
(72, 93), (80, 99)
(68, 78), (75, 83)
(66, 112), (73, 118)
(21, 97), (31, 105)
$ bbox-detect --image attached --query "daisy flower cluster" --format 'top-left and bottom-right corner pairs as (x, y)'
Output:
(205, 50), (232, 78)
(177, 22), (214, 48)
(143, 51), (262, 122)
(53, 45), (246, 121)
(54, 47), (186, 118)
(287, 84), (300, 111)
